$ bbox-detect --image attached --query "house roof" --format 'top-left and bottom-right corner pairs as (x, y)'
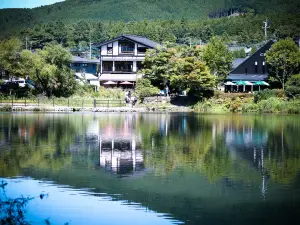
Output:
(94, 34), (161, 49)
(232, 58), (247, 69)
(75, 72), (98, 80)
(230, 40), (274, 74)
(227, 74), (268, 81)
(72, 56), (100, 64)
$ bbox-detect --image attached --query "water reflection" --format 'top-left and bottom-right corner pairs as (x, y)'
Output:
(0, 113), (300, 225)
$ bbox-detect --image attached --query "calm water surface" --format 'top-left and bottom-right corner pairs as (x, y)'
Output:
(0, 113), (300, 225)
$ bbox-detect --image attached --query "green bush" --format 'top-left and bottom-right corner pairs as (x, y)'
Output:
(257, 97), (284, 113)
(285, 74), (300, 99)
(0, 105), (12, 111)
(241, 102), (259, 112)
(230, 97), (242, 112)
(253, 89), (284, 103)
(136, 78), (159, 98)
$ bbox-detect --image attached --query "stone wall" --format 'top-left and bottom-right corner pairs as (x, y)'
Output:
(141, 96), (171, 104)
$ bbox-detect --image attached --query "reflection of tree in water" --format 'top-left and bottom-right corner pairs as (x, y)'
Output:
(139, 114), (300, 185)
(0, 114), (89, 177)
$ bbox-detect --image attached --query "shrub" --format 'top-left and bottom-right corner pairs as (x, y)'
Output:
(0, 105), (12, 111)
(241, 102), (259, 112)
(230, 97), (242, 112)
(257, 97), (284, 113)
(285, 74), (300, 99)
(136, 78), (159, 98)
(254, 89), (283, 103)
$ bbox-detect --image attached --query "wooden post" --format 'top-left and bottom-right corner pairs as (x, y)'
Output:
(38, 98), (40, 107)
(53, 99), (54, 107)
(25, 99), (27, 107)
(12, 97), (13, 107)
(82, 99), (84, 108)
(93, 99), (96, 108)
(68, 98), (70, 108)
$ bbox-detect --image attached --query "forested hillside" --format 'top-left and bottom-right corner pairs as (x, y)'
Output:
(0, 0), (300, 49)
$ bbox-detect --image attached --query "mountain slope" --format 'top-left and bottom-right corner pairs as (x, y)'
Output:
(0, 0), (300, 38)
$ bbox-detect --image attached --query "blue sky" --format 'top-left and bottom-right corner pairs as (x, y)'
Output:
(0, 0), (65, 9)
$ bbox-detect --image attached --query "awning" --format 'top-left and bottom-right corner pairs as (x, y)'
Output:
(99, 73), (143, 82)
(224, 81), (235, 85)
(236, 80), (247, 85)
(120, 81), (133, 85)
(254, 81), (269, 86)
(103, 81), (117, 85)
(245, 81), (253, 86)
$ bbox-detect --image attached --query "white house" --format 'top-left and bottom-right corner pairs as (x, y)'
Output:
(95, 34), (161, 86)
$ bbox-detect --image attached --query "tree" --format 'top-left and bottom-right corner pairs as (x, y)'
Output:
(19, 45), (77, 97)
(266, 38), (300, 90)
(285, 74), (300, 99)
(0, 38), (23, 79)
(143, 46), (215, 98)
(203, 37), (233, 83)
(73, 21), (91, 45)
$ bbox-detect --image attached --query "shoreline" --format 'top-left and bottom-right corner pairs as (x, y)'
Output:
(0, 105), (193, 113)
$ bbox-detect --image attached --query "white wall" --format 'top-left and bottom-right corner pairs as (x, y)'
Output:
(101, 45), (107, 55)
(113, 41), (118, 55)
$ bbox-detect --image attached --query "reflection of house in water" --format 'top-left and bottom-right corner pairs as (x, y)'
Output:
(85, 114), (145, 175)
(220, 122), (269, 198)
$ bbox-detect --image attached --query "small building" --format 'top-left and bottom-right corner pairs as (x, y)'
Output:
(71, 56), (99, 75)
(95, 34), (161, 86)
(226, 40), (274, 92)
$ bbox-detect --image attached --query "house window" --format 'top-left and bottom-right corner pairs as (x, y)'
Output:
(137, 46), (147, 54)
(262, 61), (266, 74)
(255, 61), (258, 73)
(73, 63), (80, 67)
(137, 61), (143, 70)
(115, 61), (133, 72)
(103, 61), (113, 72)
(119, 41), (135, 54)
(107, 43), (113, 54)
(82, 63), (88, 67)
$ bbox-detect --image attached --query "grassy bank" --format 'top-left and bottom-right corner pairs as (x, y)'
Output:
(193, 91), (300, 114)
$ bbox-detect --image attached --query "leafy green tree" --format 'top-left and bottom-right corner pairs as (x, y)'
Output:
(0, 38), (23, 79)
(250, 46), (257, 55)
(266, 38), (300, 90)
(285, 74), (300, 99)
(73, 21), (91, 45)
(19, 45), (77, 97)
(135, 78), (160, 98)
(143, 46), (215, 97)
(203, 37), (233, 83)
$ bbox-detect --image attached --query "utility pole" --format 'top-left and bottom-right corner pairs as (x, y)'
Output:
(25, 36), (28, 50)
(262, 19), (270, 41)
(189, 38), (192, 48)
(89, 40), (92, 59)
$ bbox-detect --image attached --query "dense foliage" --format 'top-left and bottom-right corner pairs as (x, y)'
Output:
(285, 74), (300, 99)
(1, 0), (300, 48)
(266, 38), (300, 90)
(143, 46), (216, 98)
(135, 78), (160, 98)
(0, 39), (77, 97)
(203, 37), (233, 83)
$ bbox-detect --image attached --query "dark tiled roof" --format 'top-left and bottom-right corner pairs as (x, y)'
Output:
(232, 58), (247, 69)
(227, 74), (268, 81)
(122, 34), (161, 48)
(72, 56), (99, 64)
(94, 34), (161, 49)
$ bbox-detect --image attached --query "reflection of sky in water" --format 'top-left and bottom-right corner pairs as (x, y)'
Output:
(2, 178), (182, 225)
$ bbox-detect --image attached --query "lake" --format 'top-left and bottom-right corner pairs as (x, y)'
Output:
(0, 113), (300, 225)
